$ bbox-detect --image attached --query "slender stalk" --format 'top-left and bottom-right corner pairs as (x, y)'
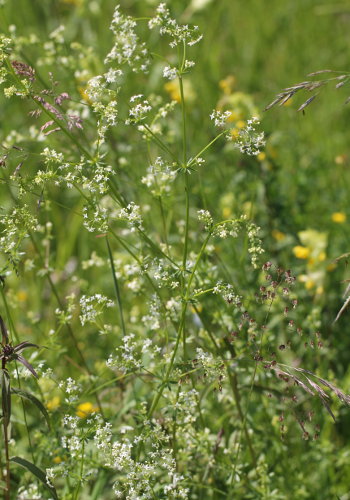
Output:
(2, 415), (10, 500)
(73, 439), (85, 500)
(187, 131), (226, 169)
(194, 307), (257, 470)
(0, 286), (19, 344)
(106, 237), (127, 337)
(147, 232), (212, 419)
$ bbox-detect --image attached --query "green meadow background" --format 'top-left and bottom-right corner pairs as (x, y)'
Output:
(1, 0), (350, 498)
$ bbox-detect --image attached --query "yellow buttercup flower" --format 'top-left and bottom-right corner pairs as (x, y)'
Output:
(305, 279), (315, 290)
(219, 75), (236, 95)
(222, 206), (232, 218)
(78, 86), (92, 104)
(236, 120), (246, 129)
(230, 128), (240, 139)
(293, 245), (310, 259)
(46, 396), (60, 411)
(76, 401), (98, 418)
(318, 251), (326, 262)
(331, 212), (346, 223)
(257, 152), (266, 162)
(17, 290), (28, 302)
(335, 155), (346, 165)
(272, 229), (286, 241)
(164, 79), (195, 103)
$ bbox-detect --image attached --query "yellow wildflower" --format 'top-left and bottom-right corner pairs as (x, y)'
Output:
(17, 290), (28, 302)
(305, 279), (315, 290)
(318, 251), (326, 262)
(53, 456), (62, 464)
(230, 128), (240, 139)
(78, 86), (92, 104)
(164, 79), (195, 103)
(76, 401), (98, 418)
(236, 120), (246, 129)
(293, 245), (310, 259)
(222, 206), (232, 218)
(335, 155), (346, 165)
(164, 81), (181, 102)
(257, 152), (266, 162)
(226, 111), (241, 123)
(46, 396), (60, 411)
(331, 212), (346, 223)
(219, 75), (236, 95)
(272, 229), (286, 241)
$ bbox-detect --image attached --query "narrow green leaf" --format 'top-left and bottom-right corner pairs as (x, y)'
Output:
(0, 369), (11, 427)
(10, 456), (58, 500)
(0, 478), (8, 490)
(11, 387), (51, 429)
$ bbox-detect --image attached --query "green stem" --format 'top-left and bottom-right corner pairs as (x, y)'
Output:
(187, 131), (226, 169)
(2, 415), (10, 500)
(141, 123), (178, 162)
(147, 232), (212, 419)
(0, 286), (19, 343)
(106, 237), (127, 337)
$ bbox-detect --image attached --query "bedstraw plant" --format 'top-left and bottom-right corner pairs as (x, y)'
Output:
(0, 2), (349, 499)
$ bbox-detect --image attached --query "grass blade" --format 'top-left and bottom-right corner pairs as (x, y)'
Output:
(10, 456), (58, 500)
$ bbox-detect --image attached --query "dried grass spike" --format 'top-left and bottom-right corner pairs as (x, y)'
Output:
(297, 95), (317, 112)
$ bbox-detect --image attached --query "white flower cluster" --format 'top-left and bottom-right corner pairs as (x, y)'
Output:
(106, 333), (143, 373)
(246, 221), (265, 268)
(163, 65), (178, 80)
(61, 415), (83, 458)
(55, 293), (76, 325)
(0, 35), (12, 63)
(142, 295), (162, 330)
(196, 348), (226, 385)
(152, 259), (180, 290)
(149, 3), (203, 48)
(17, 484), (42, 500)
(86, 75), (120, 138)
(41, 147), (64, 164)
(105, 6), (150, 72)
(0, 205), (38, 269)
(125, 95), (152, 125)
(59, 377), (81, 404)
(141, 156), (177, 197)
(213, 281), (242, 306)
(117, 202), (143, 232)
(197, 209), (213, 231)
(82, 203), (109, 233)
(233, 116), (265, 156)
(79, 293), (114, 326)
(94, 419), (189, 498)
(212, 215), (264, 268)
(210, 109), (232, 127)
